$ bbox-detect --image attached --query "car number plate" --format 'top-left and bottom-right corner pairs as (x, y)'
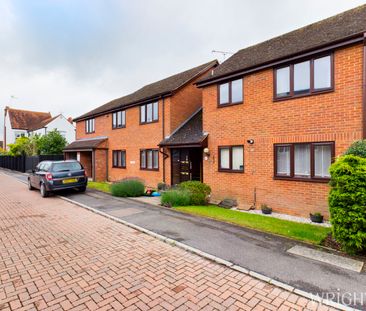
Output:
(62, 178), (77, 184)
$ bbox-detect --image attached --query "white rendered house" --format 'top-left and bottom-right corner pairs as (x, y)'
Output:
(3, 107), (75, 149)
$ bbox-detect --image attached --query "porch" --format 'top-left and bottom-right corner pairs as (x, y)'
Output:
(63, 137), (108, 181)
(159, 109), (207, 185)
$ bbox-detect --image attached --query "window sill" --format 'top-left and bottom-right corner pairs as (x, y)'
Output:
(112, 126), (126, 130)
(218, 169), (244, 173)
(140, 120), (159, 125)
(217, 102), (243, 108)
(140, 168), (159, 171)
(85, 132), (95, 134)
(273, 88), (333, 102)
(273, 176), (330, 183)
(112, 166), (126, 169)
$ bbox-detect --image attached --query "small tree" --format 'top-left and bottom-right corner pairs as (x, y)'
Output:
(329, 155), (366, 254)
(37, 130), (67, 155)
(7, 136), (39, 156)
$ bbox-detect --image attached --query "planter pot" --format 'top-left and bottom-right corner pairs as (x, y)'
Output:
(261, 208), (272, 215)
(310, 214), (324, 223)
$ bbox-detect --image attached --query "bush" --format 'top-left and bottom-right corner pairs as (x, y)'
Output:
(344, 140), (366, 158)
(161, 190), (191, 207)
(179, 181), (211, 205)
(328, 155), (366, 254)
(111, 180), (145, 197)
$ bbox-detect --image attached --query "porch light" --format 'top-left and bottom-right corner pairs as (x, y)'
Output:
(247, 139), (254, 145)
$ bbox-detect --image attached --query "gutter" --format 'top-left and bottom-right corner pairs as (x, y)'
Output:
(197, 34), (364, 88)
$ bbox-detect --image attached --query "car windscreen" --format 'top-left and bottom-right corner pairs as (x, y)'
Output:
(52, 162), (82, 172)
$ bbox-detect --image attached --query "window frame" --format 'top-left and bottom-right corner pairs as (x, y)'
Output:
(273, 53), (334, 101)
(112, 110), (126, 129)
(217, 78), (244, 107)
(218, 145), (244, 173)
(274, 142), (335, 182)
(140, 149), (159, 171)
(140, 102), (159, 124)
(85, 118), (95, 134)
(112, 150), (126, 169)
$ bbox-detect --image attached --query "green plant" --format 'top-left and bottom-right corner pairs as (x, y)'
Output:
(157, 182), (167, 191)
(37, 129), (67, 155)
(179, 181), (211, 205)
(7, 136), (40, 156)
(344, 140), (366, 158)
(161, 190), (191, 207)
(329, 155), (366, 254)
(110, 180), (145, 197)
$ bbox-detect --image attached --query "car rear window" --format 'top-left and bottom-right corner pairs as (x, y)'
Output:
(52, 162), (82, 172)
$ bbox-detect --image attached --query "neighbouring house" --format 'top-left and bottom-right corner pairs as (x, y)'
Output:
(65, 60), (218, 182)
(195, 5), (366, 217)
(3, 107), (76, 149)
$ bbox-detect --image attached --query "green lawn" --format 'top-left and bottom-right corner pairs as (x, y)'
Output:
(87, 181), (111, 193)
(174, 205), (331, 244)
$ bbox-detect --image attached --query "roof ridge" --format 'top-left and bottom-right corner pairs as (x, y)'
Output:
(7, 107), (51, 115)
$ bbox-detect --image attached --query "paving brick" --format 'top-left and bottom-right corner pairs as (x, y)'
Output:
(0, 174), (333, 311)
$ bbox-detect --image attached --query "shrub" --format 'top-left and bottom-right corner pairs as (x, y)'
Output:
(328, 155), (366, 254)
(179, 181), (211, 205)
(161, 190), (191, 207)
(344, 140), (366, 158)
(111, 180), (145, 197)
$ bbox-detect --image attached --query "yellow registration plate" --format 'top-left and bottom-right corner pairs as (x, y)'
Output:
(62, 178), (77, 184)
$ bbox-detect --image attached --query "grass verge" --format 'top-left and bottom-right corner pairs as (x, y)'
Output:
(87, 181), (111, 193)
(174, 205), (331, 245)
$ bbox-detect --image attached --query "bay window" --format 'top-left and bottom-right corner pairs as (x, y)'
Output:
(274, 142), (334, 181)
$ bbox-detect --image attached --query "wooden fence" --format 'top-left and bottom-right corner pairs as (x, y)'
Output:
(0, 155), (64, 173)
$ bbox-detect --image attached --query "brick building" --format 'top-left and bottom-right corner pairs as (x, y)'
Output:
(64, 60), (218, 185)
(67, 5), (366, 217)
(196, 5), (366, 217)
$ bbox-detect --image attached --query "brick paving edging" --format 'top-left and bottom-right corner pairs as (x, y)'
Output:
(7, 174), (352, 311)
(55, 195), (353, 311)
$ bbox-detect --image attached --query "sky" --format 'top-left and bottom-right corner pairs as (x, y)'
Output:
(1, 0), (365, 140)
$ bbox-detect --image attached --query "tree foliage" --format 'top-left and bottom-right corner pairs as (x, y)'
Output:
(7, 136), (39, 156)
(37, 130), (67, 155)
(328, 155), (366, 254)
(344, 140), (366, 158)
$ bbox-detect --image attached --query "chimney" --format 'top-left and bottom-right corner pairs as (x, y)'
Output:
(67, 117), (73, 124)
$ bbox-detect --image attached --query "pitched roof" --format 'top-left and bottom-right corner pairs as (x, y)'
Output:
(159, 108), (207, 147)
(63, 137), (108, 151)
(74, 60), (218, 121)
(7, 107), (52, 131)
(28, 115), (60, 131)
(198, 4), (366, 85)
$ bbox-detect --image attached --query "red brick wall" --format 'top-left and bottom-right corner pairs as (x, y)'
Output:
(79, 152), (92, 179)
(94, 149), (108, 182)
(202, 44), (364, 217)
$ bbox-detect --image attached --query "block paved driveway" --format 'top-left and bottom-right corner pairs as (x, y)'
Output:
(0, 174), (336, 311)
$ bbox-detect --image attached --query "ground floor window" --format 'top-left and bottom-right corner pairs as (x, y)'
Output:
(274, 142), (334, 181)
(218, 145), (244, 172)
(112, 150), (126, 168)
(140, 149), (159, 170)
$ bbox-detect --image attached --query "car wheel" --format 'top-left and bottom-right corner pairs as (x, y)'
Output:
(78, 186), (86, 193)
(40, 183), (49, 198)
(28, 179), (34, 190)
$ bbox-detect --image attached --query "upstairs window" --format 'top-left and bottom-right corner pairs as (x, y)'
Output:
(112, 110), (126, 129)
(218, 78), (243, 106)
(274, 142), (334, 181)
(274, 54), (333, 99)
(140, 102), (158, 124)
(112, 150), (126, 168)
(140, 149), (159, 170)
(85, 118), (95, 133)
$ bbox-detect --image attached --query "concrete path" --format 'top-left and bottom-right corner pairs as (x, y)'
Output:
(0, 173), (336, 311)
(3, 169), (365, 309)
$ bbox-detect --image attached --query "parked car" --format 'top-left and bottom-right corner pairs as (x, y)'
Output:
(27, 160), (88, 197)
